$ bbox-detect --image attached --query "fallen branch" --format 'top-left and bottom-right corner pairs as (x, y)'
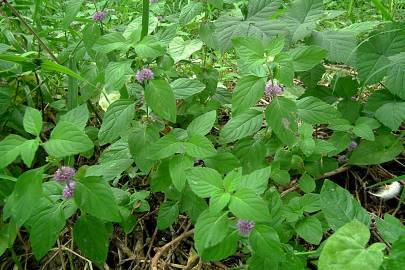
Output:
(150, 229), (194, 270)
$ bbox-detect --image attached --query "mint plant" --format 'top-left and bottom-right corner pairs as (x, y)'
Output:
(0, 0), (405, 269)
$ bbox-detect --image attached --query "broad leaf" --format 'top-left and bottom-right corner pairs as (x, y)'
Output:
(93, 32), (130, 53)
(220, 109), (263, 143)
(0, 135), (26, 168)
(145, 80), (177, 122)
(171, 78), (205, 99)
(290, 45), (327, 72)
(168, 37), (203, 63)
(249, 225), (284, 259)
(295, 216), (323, 245)
(232, 76), (266, 115)
(23, 107), (42, 137)
(297, 96), (339, 124)
(104, 61), (133, 93)
(98, 99), (135, 145)
(169, 154), (194, 191)
(375, 102), (405, 130)
(318, 220), (385, 270)
(186, 167), (223, 198)
(60, 104), (89, 130)
(187, 111), (216, 137)
(194, 210), (229, 252)
(229, 188), (271, 223)
(157, 201), (179, 229)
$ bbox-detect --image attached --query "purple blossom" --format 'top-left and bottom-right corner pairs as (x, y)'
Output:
(54, 166), (76, 183)
(237, 219), (255, 236)
(136, 68), (154, 83)
(150, 0), (157, 3)
(62, 180), (77, 199)
(265, 80), (283, 98)
(92, 11), (106, 22)
(347, 141), (358, 151)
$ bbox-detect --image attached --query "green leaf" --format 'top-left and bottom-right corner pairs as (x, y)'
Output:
(265, 97), (298, 146)
(145, 80), (177, 122)
(60, 104), (89, 130)
(86, 159), (133, 181)
(240, 167), (271, 195)
(23, 107), (42, 136)
(0, 135), (26, 168)
(169, 154), (194, 191)
(320, 180), (370, 230)
(249, 225), (284, 259)
(233, 37), (266, 76)
(184, 135), (216, 158)
(199, 231), (238, 262)
(220, 109), (263, 143)
(208, 0), (223, 9)
(353, 117), (380, 141)
(232, 76), (266, 115)
(281, 0), (324, 43)
(318, 220), (385, 270)
(311, 30), (356, 63)
(98, 100), (135, 145)
(20, 139), (39, 168)
(295, 216), (323, 245)
(61, 0), (84, 28)
(41, 60), (84, 81)
(290, 45), (328, 72)
(73, 215), (111, 265)
(104, 61), (133, 93)
(30, 202), (65, 259)
(186, 167), (223, 198)
(349, 134), (403, 165)
(168, 37), (203, 63)
(375, 102), (405, 130)
(355, 26), (405, 84)
(93, 32), (130, 53)
(298, 174), (315, 193)
(387, 234), (405, 270)
(210, 191), (231, 213)
(128, 124), (159, 172)
(148, 134), (183, 160)
(376, 214), (405, 243)
(3, 168), (43, 226)
(187, 111), (216, 137)
(157, 201), (179, 230)
(386, 52), (405, 99)
(0, 221), (17, 256)
(44, 121), (93, 158)
(134, 36), (165, 59)
(274, 53), (295, 86)
(74, 176), (121, 222)
(297, 96), (339, 124)
(171, 78), (205, 99)
(179, 2), (203, 25)
(229, 188), (271, 223)
(194, 210), (229, 252)
(271, 169), (290, 185)
(223, 168), (242, 193)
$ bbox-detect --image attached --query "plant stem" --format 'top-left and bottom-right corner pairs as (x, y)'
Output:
(141, 0), (150, 40)
(3, 0), (59, 63)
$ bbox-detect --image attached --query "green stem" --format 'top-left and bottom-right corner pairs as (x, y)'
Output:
(141, 0), (150, 40)
(371, 0), (394, 21)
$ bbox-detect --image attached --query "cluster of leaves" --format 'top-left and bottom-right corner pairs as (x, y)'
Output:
(1, 0), (405, 269)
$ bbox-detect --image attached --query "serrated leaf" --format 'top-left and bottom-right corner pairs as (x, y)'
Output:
(318, 220), (385, 270)
(20, 139), (39, 168)
(98, 99), (135, 145)
(93, 32), (130, 53)
(186, 167), (223, 198)
(209, 191), (231, 213)
(194, 210), (229, 252)
(157, 201), (179, 230)
(44, 121), (93, 157)
(0, 135), (26, 168)
(73, 215), (111, 265)
(349, 134), (403, 165)
(232, 76), (266, 115)
(184, 135), (216, 158)
(168, 37), (203, 63)
(60, 104), (89, 130)
(320, 180), (370, 230)
(30, 202), (65, 259)
(171, 78), (205, 99)
(134, 36), (165, 59)
(240, 167), (271, 195)
(169, 154), (194, 191)
(387, 234), (405, 270)
(229, 188), (271, 223)
(376, 214), (405, 243)
(74, 176), (121, 222)
(290, 45), (327, 72)
(265, 97), (298, 146)
(23, 107), (42, 136)
(375, 102), (405, 130)
(312, 30), (356, 63)
(61, 0), (84, 28)
(145, 80), (177, 122)
(249, 225), (284, 259)
(187, 111), (216, 136)
(179, 2), (203, 25)
(3, 168), (43, 226)
(297, 96), (339, 124)
(295, 216), (323, 245)
(220, 109), (263, 143)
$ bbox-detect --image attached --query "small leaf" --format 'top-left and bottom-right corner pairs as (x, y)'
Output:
(157, 201), (179, 230)
(169, 154), (194, 191)
(168, 37), (203, 63)
(220, 109), (263, 143)
(194, 210), (229, 252)
(23, 107), (42, 136)
(184, 135), (217, 158)
(209, 191), (231, 213)
(104, 61), (133, 93)
(93, 32), (130, 53)
(298, 174), (315, 193)
(249, 225), (284, 259)
(232, 76), (266, 115)
(61, 0), (84, 28)
(171, 78), (205, 99)
(295, 216), (323, 245)
(20, 139), (39, 168)
(290, 45), (327, 72)
(60, 104), (89, 130)
(240, 167), (271, 195)
(0, 135), (26, 168)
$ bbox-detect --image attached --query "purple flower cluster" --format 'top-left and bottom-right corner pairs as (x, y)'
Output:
(92, 11), (106, 22)
(237, 219), (255, 236)
(337, 155), (348, 164)
(54, 166), (76, 199)
(347, 141), (358, 151)
(265, 80), (283, 98)
(136, 68), (154, 83)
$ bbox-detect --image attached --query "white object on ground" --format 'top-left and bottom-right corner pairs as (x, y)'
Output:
(369, 181), (402, 200)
